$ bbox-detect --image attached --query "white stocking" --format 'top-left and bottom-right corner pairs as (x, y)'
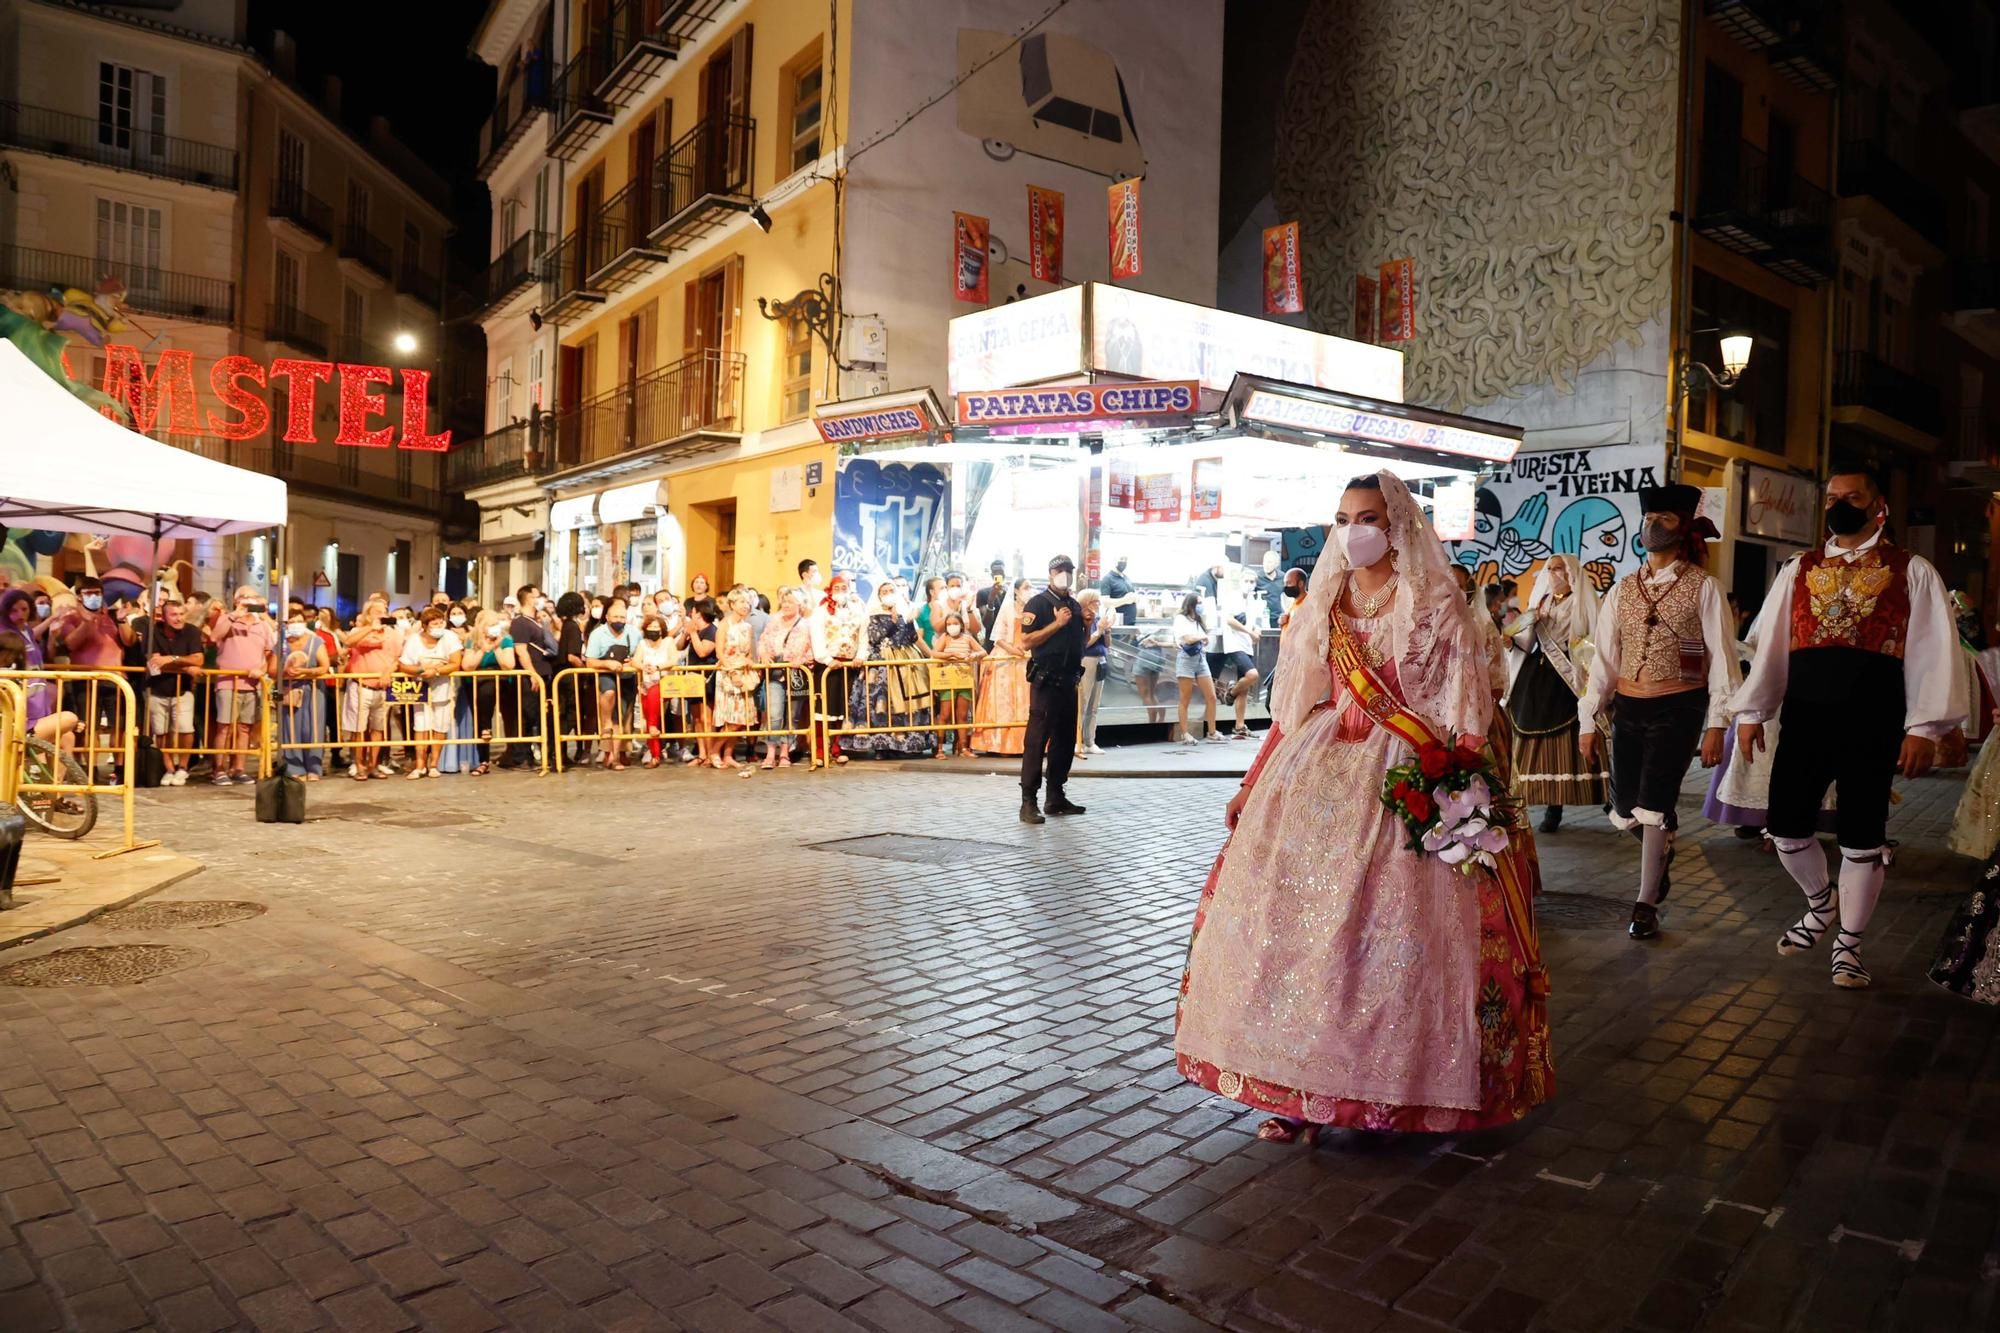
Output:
(1773, 837), (1834, 954)
(1830, 846), (1889, 988)
(1636, 826), (1673, 905)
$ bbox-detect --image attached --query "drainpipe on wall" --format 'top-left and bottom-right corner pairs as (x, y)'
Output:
(1668, 0), (1699, 486)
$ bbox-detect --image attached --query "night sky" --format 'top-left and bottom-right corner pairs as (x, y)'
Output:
(246, 0), (494, 268)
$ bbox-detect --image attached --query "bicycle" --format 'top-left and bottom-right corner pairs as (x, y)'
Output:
(15, 736), (98, 839)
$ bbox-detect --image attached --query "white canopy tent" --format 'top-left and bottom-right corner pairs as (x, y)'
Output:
(0, 339), (287, 540)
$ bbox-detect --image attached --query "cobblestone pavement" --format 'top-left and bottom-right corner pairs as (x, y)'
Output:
(1, 750), (1997, 1332)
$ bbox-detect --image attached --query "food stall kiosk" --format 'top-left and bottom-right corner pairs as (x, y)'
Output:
(811, 285), (1524, 729)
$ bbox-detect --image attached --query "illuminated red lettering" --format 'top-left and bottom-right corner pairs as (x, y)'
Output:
(397, 368), (452, 452)
(335, 363), (395, 447)
(101, 344), (200, 436)
(206, 356), (270, 441)
(268, 359), (334, 444)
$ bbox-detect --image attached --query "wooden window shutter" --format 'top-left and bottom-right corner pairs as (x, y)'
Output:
(637, 298), (658, 373)
(722, 256), (744, 358)
(683, 280), (700, 358)
(729, 25), (753, 190)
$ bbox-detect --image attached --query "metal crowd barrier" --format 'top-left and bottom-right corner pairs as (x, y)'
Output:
(0, 668), (143, 850)
(0, 677), (23, 808)
(817, 655), (1028, 763)
(266, 667), (551, 776)
(549, 662), (820, 771)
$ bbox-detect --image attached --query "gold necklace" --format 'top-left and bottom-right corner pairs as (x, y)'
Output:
(1348, 574), (1398, 618)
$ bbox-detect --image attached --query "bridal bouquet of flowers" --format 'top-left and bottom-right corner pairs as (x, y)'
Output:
(1381, 736), (1512, 873)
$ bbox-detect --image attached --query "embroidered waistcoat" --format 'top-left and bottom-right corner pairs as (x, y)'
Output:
(1788, 544), (1912, 659)
(1615, 565), (1705, 684)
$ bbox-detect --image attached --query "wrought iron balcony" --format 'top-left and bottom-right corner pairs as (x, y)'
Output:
(269, 180), (334, 243)
(589, 0), (678, 103)
(538, 230), (608, 321)
(475, 74), (548, 180)
(0, 244), (233, 325)
(475, 231), (548, 316)
(397, 256), (441, 308)
(1833, 350), (1943, 436)
(1948, 409), (2000, 488)
(0, 100), (237, 189)
(265, 302), (329, 359)
(1693, 139), (1832, 285)
(276, 450), (443, 513)
(1839, 135), (1947, 248)
(585, 179), (673, 291)
(1705, 0), (1788, 50)
(339, 222), (395, 283)
(1952, 259), (2000, 314)
(447, 417), (555, 491)
(550, 349), (744, 470)
(648, 113), (757, 248)
(547, 46), (615, 161)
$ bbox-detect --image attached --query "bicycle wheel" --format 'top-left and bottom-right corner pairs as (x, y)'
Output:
(16, 737), (98, 839)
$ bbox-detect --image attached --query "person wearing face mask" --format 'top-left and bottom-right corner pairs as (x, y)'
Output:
(398, 606), (462, 778)
(757, 587), (813, 768)
(450, 610), (517, 775)
(584, 595), (641, 769)
(926, 607), (986, 757)
(975, 560), (1010, 653)
(1734, 467), (1961, 989)
(841, 580), (935, 760)
(1578, 484), (1739, 942)
(1177, 471), (1551, 1143)
(1505, 554), (1607, 833)
(1015, 555), (1087, 823)
(278, 608), (330, 781)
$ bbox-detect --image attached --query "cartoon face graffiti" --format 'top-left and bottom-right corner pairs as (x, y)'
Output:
(1454, 488), (1550, 578)
(1549, 496), (1631, 592)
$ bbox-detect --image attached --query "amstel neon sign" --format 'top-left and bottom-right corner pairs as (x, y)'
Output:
(97, 345), (452, 451)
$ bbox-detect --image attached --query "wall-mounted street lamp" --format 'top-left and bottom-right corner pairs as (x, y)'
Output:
(757, 271), (839, 361)
(1684, 326), (1754, 392)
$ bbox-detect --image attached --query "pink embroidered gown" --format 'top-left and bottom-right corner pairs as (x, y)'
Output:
(1175, 606), (1553, 1132)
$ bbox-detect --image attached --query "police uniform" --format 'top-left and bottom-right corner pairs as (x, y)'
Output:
(1020, 557), (1087, 823)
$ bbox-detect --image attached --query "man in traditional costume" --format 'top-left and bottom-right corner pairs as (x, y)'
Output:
(1578, 484), (1739, 941)
(1735, 468), (1960, 988)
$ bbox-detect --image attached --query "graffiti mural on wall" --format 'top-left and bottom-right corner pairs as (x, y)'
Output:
(1448, 444), (1663, 594)
(833, 458), (950, 599)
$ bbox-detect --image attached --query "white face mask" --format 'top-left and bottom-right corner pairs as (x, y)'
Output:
(448, 612), (466, 627)
(1336, 522), (1391, 569)
(395, 617), (412, 631)
(945, 625), (963, 637)
(285, 622), (306, 639)
(1051, 573), (1072, 592)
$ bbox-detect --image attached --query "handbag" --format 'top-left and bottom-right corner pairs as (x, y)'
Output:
(132, 736), (167, 789)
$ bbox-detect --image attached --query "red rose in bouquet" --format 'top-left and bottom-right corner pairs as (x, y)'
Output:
(1405, 789), (1434, 822)
(1418, 744), (1451, 780)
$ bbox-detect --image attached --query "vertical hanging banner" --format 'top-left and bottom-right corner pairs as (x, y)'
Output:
(1107, 458), (1136, 509)
(1190, 457), (1224, 521)
(1084, 464), (1103, 583)
(1135, 472), (1181, 523)
(1108, 177), (1142, 280)
(1354, 275), (1378, 343)
(953, 212), (990, 304)
(1027, 186), (1064, 284)
(1378, 257), (1416, 342)
(1261, 222), (1303, 315)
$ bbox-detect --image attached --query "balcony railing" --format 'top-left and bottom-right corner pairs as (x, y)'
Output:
(0, 100), (238, 189)
(270, 180), (334, 241)
(1839, 135), (1947, 246)
(538, 229), (607, 320)
(547, 45), (616, 161)
(1952, 409), (1999, 467)
(265, 302), (329, 358)
(0, 244), (233, 325)
(397, 256), (441, 307)
(339, 222), (395, 281)
(584, 179), (672, 290)
(1833, 350), (1943, 436)
(447, 417), (554, 491)
(650, 113), (757, 246)
(476, 71), (549, 179)
(277, 450), (443, 512)
(551, 349), (744, 470)
(1706, 0), (1788, 50)
(1694, 138), (1832, 285)
(476, 231), (548, 313)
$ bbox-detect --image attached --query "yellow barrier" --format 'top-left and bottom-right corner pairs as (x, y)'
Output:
(0, 677), (22, 808)
(0, 669), (142, 849)
(266, 667), (551, 776)
(550, 662), (819, 771)
(818, 655), (1027, 762)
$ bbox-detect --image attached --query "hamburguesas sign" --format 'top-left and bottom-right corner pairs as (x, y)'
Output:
(955, 380), (1196, 426)
(93, 344), (453, 450)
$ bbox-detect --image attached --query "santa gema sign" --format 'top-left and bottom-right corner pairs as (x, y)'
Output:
(89, 344), (453, 450)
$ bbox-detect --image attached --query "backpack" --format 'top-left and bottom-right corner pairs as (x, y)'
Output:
(132, 736), (167, 789)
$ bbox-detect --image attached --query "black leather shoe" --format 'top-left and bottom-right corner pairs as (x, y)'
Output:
(1020, 799), (1045, 825)
(1538, 806), (1562, 834)
(1046, 795), (1086, 816)
(1628, 902), (1660, 940)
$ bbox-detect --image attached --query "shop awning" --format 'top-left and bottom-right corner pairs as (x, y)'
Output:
(597, 478), (667, 524)
(476, 534), (544, 558)
(1222, 373), (1522, 466)
(549, 494), (598, 531)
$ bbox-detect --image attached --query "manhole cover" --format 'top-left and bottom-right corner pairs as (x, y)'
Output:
(809, 833), (1009, 865)
(1536, 893), (1633, 929)
(96, 901), (266, 931)
(0, 945), (204, 987)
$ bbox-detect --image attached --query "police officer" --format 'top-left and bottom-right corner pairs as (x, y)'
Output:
(1019, 554), (1088, 825)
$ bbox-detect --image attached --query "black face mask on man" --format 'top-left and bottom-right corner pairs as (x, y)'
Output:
(1640, 519), (1682, 553)
(1825, 499), (1874, 536)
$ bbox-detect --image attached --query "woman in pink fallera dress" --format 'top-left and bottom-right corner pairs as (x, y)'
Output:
(1175, 471), (1553, 1141)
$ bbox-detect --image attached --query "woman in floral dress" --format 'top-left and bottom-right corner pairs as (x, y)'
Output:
(1176, 471), (1552, 1141)
(712, 589), (761, 770)
(844, 580), (936, 757)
